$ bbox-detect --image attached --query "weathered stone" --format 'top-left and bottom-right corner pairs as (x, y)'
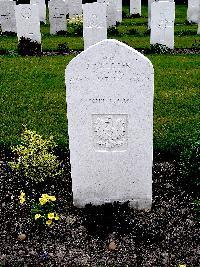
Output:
(97, 0), (117, 28)
(68, 0), (82, 18)
(187, 0), (200, 23)
(15, 4), (41, 43)
(49, 0), (67, 34)
(65, 39), (154, 209)
(0, 0), (16, 33)
(31, 0), (46, 23)
(150, 0), (175, 49)
(83, 2), (107, 50)
(130, 0), (141, 16)
(116, 0), (122, 23)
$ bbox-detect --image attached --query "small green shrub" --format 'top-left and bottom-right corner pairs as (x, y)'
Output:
(180, 140), (200, 186)
(122, 11), (129, 19)
(150, 43), (172, 54)
(72, 23), (83, 36)
(18, 37), (41, 56)
(9, 128), (63, 183)
(56, 30), (67, 36)
(176, 30), (197, 36)
(108, 26), (120, 36)
(57, 42), (70, 53)
(128, 28), (140, 36)
(130, 13), (141, 18)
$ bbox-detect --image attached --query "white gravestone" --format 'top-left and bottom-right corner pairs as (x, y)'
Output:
(15, 4), (41, 43)
(66, 39), (154, 209)
(97, 0), (116, 28)
(0, 0), (16, 33)
(150, 0), (175, 49)
(31, 0), (46, 23)
(49, 0), (67, 34)
(130, 0), (141, 16)
(148, 0), (154, 29)
(83, 2), (107, 50)
(68, 0), (82, 18)
(116, 0), (122, 23)
(198, 23), (200, 34)
(187, 0), (200, 23)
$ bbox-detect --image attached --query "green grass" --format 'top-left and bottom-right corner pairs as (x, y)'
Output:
(0, 53), (199, 152)
(0, 4), (199, 153)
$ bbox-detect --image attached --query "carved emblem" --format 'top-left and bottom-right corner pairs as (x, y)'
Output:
(93, 114), (128, 151)
(21, 7), (32, 19)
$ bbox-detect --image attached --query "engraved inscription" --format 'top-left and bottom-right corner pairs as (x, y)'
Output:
(93, 114), (128, 151)
(21, 7), (32, 19)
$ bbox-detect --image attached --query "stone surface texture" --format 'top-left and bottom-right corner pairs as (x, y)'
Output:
(97, 0), (116, 28)
(130, 0), (141, 16)
(150, 0), (175, 49)
(0, 0), (16, 33)
(31, 0), (46, 23)
(66, 39), (154, 209)
(187, 0), (200, 23)
(116, 0), (122, 22)
(49, 0), (67, 34)
(68, 0), (82, 18)
(15, 4), (41, 43)
(83, 2), (107, 50)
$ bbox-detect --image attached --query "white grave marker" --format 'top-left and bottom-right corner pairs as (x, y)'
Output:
(148, 0), (154, 29)
(116, 0), (122, 23)
(15, 4), (41, 43)
(66, 39), (154, 209)
(187, 0), (200, 23)
(97, 0), (117, 28)
(150, 0), (175, 49)
(49, 0), (67, 34)
(83, 2), (107, 50)
(31, 0), (46, 23)
(68, 0), (82, 18)
(0, 0), (16, 33)
(130, 0), (141, 16)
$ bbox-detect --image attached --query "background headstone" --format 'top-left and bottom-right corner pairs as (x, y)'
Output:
(83, 2), (107, 50)
(66, 39), (154, 209)
(130, 0), (141, 16)
(49, 0), (67, 34)
(15, 4), (41, 43)
(97, 0), (117, 28)
(148, 0), (154, 28)
(187, 0), (200, 23)
(68, 0), (82, 18)
(31, 0), (46, 23)
(150, 0), (175, 49)
(116, 0), (122, 23)
(0, 0), (16, 33)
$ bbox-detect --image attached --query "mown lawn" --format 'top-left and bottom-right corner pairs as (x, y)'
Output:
(0, 53), (199, 152)
(0, 4), (199, 153)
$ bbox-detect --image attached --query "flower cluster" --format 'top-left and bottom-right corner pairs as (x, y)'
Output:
(19, 191), (25, 204)
(35, 212), (59, 226)
(39, 194), (56, 205)
(67, 15), (83, 25)
(18, 192), (60, 227)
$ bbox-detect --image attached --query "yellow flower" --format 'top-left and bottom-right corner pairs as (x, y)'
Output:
(46, 219), (52, 226)
(179, 265), (186, 267)
(35, 214), (42, 220)
(19, 197), (25, 204)
(19, 192), (25, 204)
(48, 213), (55, 220)
(39, 197), (48, 205)
(48, 195), (56, 201)
(54, 214), (60, 221)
